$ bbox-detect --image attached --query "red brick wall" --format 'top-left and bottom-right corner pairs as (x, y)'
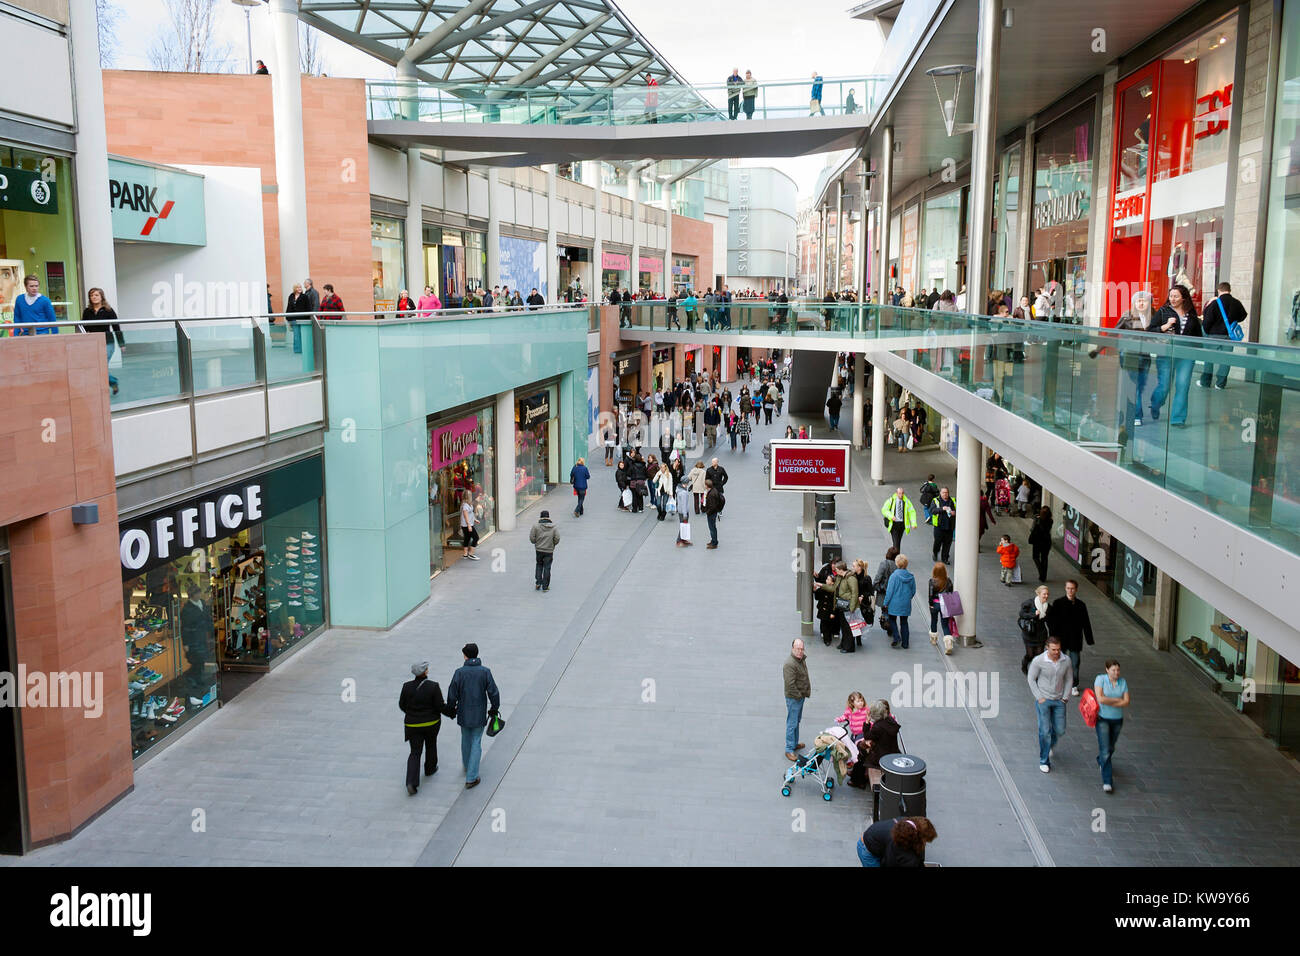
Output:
(103, 71), (373, 319)
(0, 335), (130, 847)
(671, 213), (713, 292)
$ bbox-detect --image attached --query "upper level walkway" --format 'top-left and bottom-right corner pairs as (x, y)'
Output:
(617, 299), (1300, 659)
(365, 76), (885, 164)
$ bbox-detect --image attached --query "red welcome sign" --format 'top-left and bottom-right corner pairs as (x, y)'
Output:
(769, 440), (852, 493)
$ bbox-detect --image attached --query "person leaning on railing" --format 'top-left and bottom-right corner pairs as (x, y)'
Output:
(12, 274), (56, 335)
(320, 283), (346, 320)
(742, 71), (757, 119)
(81, 287), (125, 396)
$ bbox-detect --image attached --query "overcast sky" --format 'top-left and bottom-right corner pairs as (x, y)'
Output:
(103, 0), (884, 199)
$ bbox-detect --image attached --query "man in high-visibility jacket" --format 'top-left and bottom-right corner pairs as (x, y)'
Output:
(880, 487), (918, 553)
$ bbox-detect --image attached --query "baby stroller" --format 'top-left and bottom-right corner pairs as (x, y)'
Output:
(781, 725), (854, 801)
(993, 477), (1013, 515)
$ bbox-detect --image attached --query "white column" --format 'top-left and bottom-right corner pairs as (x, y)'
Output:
(852, 354), (865, 450)
(816, 206), (826, 295)
(70, 0), (117, 308)
(628, 171), (641, 294)
(495, 389), (517, 531)
(398, 60), (423, 300)
(954, 425), (981, 643)
(269, 0), (310, 303)
(662, 197), (673, 294)
(545, 164), (559, 302)
(877, 127), (893, 303)
(486, 167), (501, 289)
(965, 0), (1002, 314)
(870, 365), (886, 484)
(587, 162), (603, 297)
(834, 180), (844, 293)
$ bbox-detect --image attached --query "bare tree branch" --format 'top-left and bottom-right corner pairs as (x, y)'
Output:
(95, 0), (122, 69)
(299, 22), (327, 77)
(147, 0), (232, 73)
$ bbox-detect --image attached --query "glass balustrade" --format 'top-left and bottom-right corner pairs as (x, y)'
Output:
(614, 300), (1300, 555)
(365, 76), (889, 126)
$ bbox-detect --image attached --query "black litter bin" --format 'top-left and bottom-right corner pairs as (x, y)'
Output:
(876, 753), (927, 820)
(815, 493), (836, 525)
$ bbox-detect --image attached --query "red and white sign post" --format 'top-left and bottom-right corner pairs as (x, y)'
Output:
(768, 439), (852, 635)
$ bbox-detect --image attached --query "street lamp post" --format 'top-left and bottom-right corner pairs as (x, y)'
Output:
(231, 0), (259, 73)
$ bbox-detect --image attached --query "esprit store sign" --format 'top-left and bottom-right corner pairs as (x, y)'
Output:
(120, 485), (263, 571)
(107, 157), (207, 246)
(1195, 84), (1232, 140)
(1112, 188), (1145, 229)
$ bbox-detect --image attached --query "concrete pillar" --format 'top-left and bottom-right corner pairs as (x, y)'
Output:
(1014, 118), (1036, 302)
(486, 167), (501, 289)
(1152, 570), (1176, 652)
(495, 389), (517, 531)
(588, 162), (604, 298)
(834, 180), (844, 293)
(855, 161), (869, 300)
(816, 206), (826, 296)
(954, 425), (981, 643)
(269, 0), (310, 304)
(662, 199), (673, 295)
(397, 60), (423, 301)
(629, 171), (641, 295)
(877, 127), (893, 305)
(639, 343), (652, 396)
(965, 0), (1002, 314)
(70, 0), (117, 310)
(852, 354), (865, 450)
(546, 165), (559, 302)
(870, 365), (886, 484)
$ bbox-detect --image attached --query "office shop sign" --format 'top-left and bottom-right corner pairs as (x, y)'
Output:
(108, 156), (206, 245)
(120, 484), (263, 574)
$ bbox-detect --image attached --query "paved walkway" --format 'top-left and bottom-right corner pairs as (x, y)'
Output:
(13, 373), (1300, 866)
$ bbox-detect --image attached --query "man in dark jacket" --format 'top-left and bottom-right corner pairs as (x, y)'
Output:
(705, 457), (728, 495)
(529, 510), (560, 591)
(703, 478), (723, 548)
(927, 488), (956, 565)
(180, 586), (216, 699)
(703, 403), (722, 448)
(445, 643), (501, 789)
(526, 288), (545, 310)
(1198, 280), (1246, 389)
(399, 661), (446, 795)
(826, 390), (843, 431)
(627, 453), (649, 512)
(1047, 580), (1095, 695)
(569, 457), (590, 517)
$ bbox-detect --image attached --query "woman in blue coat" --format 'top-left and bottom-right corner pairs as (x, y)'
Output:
(882, 554), (917, 649)
(569, 457), (590, 517)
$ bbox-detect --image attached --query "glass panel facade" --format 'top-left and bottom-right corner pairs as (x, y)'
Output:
(994, 143), (1022, 297)
(516, 382), (559, 511)
(0, 146), (78, 328)
(921, 190), (961, 294)
(371, 216), (404, 312)
(1049, 502), (1157, 630)
(428, 404), (496, 574)
(671, 255), (695, 294)
(1259, 0), (1300, 345)
(1028, 102), (1093, 321)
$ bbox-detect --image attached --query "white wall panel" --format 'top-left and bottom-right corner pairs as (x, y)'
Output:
(468, 173), (489, 218)
(0, 12), (72, 127)
(368, 144), (407, 202)
(513, 186), (532, 227)
(194, 391), (267, 453)
(112, 405), (192, 476)
(444, 167), (468, 215)
(268, 380), (323, 433)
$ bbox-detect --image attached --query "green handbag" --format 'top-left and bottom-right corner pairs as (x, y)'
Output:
(485, 711), (505, 737)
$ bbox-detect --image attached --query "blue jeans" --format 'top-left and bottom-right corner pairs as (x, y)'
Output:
(1150, 356), (1194, 424)
(1096, 717), (1123, 786)
(106, 341), (118, 389)
(857, 838), (881, 867)
(890, 614), (910, 648)
(707, 512), (718, 545)
(785, 697), (804, 752)
(291, 320), (303, 353)
(1122, 359), (1149, 426)
(574, 489), (585, 514)
(1035, 699), (1067, 766)
(1066, 649), (1080, 689)
(460, 724), (485, 781)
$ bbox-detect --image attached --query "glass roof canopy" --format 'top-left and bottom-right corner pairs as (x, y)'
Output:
(297, 0), (710, 103)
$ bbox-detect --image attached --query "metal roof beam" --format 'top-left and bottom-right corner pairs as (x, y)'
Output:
(503, 12), (612, 86)
(413, 0), (558, 61)
(529, 36), (636, 86)
(399, 0), (495, 65)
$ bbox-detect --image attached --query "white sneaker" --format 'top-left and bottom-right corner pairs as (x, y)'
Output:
(1039, 764), (1050, 773)
(1071, 687), (1080, 697)
(466, 553), (480, 561)
(1103, 784), (1113, 793)
(301, 532), (316, 539)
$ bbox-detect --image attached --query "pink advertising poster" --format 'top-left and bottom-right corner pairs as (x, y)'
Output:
(430, 414), (481, 472)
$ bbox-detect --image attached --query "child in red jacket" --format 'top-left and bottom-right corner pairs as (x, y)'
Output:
(996, 535), (1020, 585)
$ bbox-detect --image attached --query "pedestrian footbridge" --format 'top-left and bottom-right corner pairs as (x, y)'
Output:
(621, 300), (1300, 658)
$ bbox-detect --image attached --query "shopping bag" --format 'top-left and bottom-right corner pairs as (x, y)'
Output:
(906, 433), (915, 450)
(679, 522), (692, 542)
(666, 498), (676, 514)
(621, 488), (633, 507)
(938, 590), (964, 618)
(486, 711), (506, 737)
(847, 610), (866, 635)
(1011, 563), (1022, 584)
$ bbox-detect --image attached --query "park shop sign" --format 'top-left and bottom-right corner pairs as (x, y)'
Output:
(107, 156), (206, 246)
(1033, 190), (1087, 231)
(120, 484), (263, 572)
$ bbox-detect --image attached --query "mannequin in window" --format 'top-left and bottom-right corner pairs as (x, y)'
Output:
(181, 585), (215, 701)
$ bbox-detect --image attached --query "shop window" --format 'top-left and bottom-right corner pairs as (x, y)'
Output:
(428, 406), (496, 575)
(920, 190), (961, 296)
(994, 144), (1022, 297)
(1259, 0), (1300, 345)
(516, 384), (558, 512)
(0, 146), (78, 326)
(371, 216), (405, 313)
(1028, 102), (1093, 321)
